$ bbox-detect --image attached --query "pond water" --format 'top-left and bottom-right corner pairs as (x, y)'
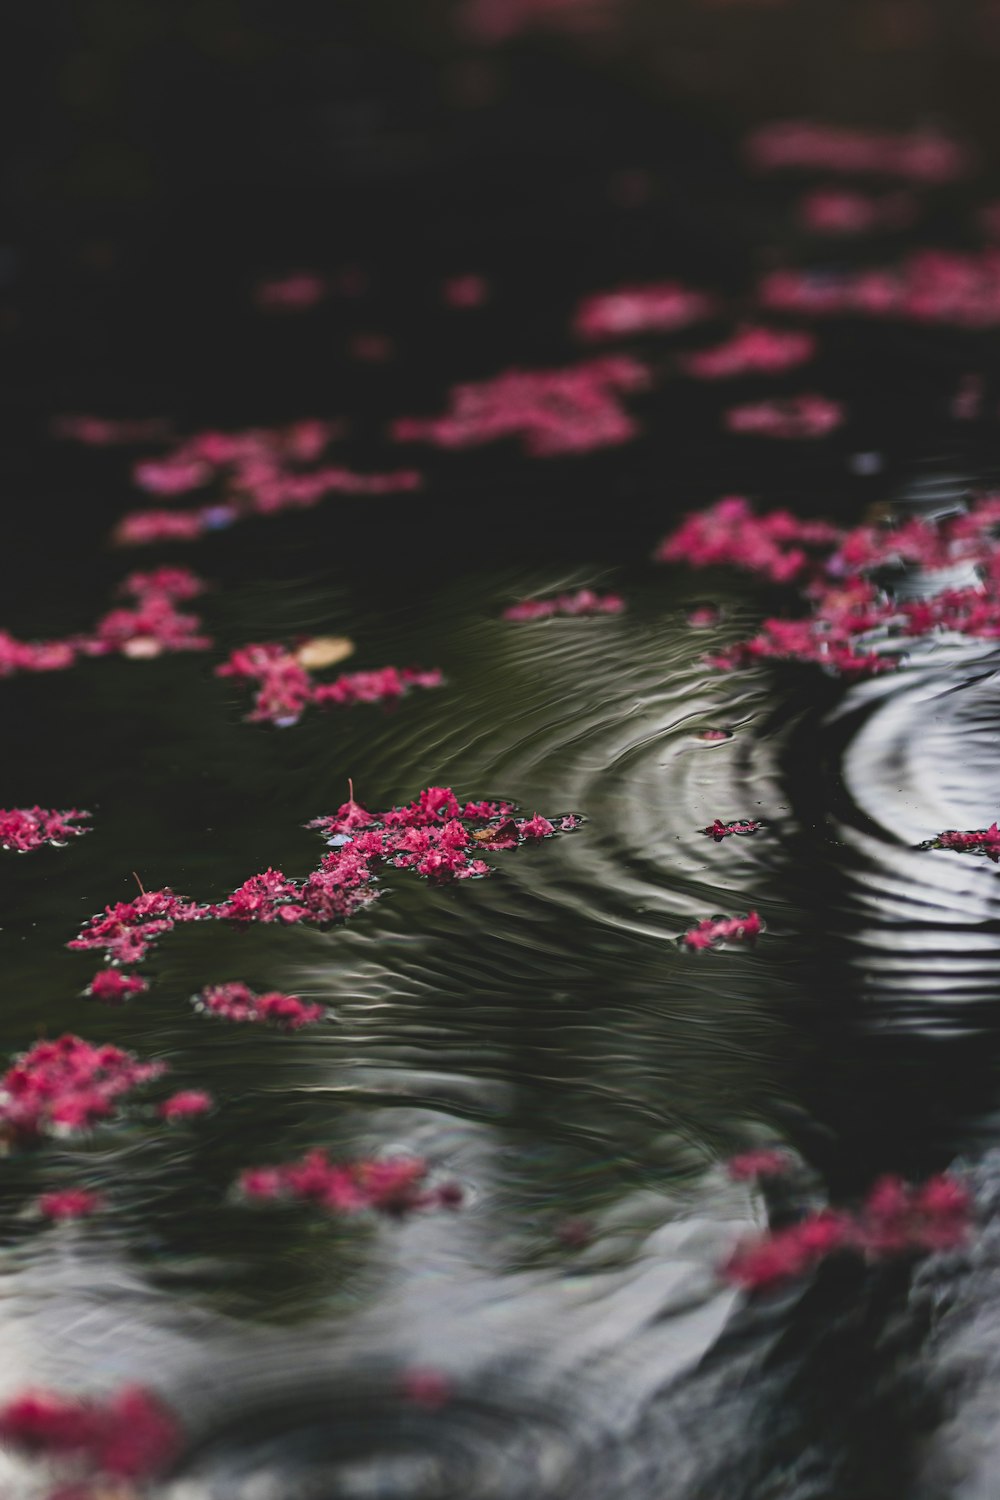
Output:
(6, 13), (1000, 1498)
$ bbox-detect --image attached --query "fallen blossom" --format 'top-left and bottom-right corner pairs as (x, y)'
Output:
(922, 823), (1000, 860)
(85, 971), (149, 1004)
(0, 1035), (166, 1143)
(392, 357), (648, 456)
(724, 1173), (972, 1290)
(443, 274), (490, 307)
(573, 282), (715, 341)
(680, 326), (815, 380)
(656, 496), (840, 585)
(69, 889), (207, 965)
(701, 818), (764, 841)
(745, 121), (971, 182)
(724, 394), (844, 440)
(216, 643), (443, 726)
(502, 589), (625, 620)
(238, 1147), (459, 1216)
(797, 187), (917, 235)
(696, 728), (733, 742)
(399, 1368), (452, 1409)
(51, 415), (171, 446)
(726, 1150), (791, 1181)
(0, 808), (91, 853)
(194, 982), (325, 1031)
(254, 272), (328, 311)
(0, 1384), (179, 1480)
(37, 1188), (105, 1221)
(159, 1090), (213, 1121)
(680, 912), (763, 949)
(758, 250), (1000, 329)
(687, 606), (721, 627)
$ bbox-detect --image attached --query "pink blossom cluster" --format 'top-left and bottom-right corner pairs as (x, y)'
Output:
(194, 982), (326, 1031)
(0, 566), (211, 679)
(0, 807), (91, 853)
(680, 326), (816, 379)
(86, 970), (149, 1003)
(460, 0), (621, 41)
(159, 1089), (213, 1120)
(724, 393), (844, 439)
(923, 823), (1000, 860)
(37, 1188), (104, 1221)
(51, 414), (171, 446)
(113, 419), (421, 544)
(726, 1149), (791, 1181)
(725, 1173), (972, 1290)
(443, 273), (490, 307)
(680, 911), (763, 949)
(253, 271), (329, 311)
(656, 496), (840, 584)
(745, 121), (970, 182)
(392, 356), (648, 456)
(69, 790), (579, 990)
(759, 250), (1000, 329)
(0, 1035), (166, 1143)
(215, 643), (443, 726)
(572, 282), (716, 340)
(502, 589), (625, 620)
(0, 1384), (179, 1482)
(239, 1147), (462, 1216)
(797, 187), (917, 235)
(701, 818), (764, 840)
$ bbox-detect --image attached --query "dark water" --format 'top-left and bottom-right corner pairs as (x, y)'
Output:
(8, 12), (1000, 1500)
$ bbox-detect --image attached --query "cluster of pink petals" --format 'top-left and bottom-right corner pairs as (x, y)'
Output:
(0, 808), (91, 853)
(702, 818), (764, 840)
(159, 1090), (213, 1121)
(392, 357), (648, 456)
(86, 970), (149, 1004)
(680, 911), (763, 949)
(725, 1173), (972, 1290)
(194, 982), (326, 1031)
(253, 272), (328, 311)
(724, 393), (844, 439)
(37, 1188), (104, 1221)
(572, 282), (715, 340)
(726, 1149), (791, 1181)
(69, 791), (579, 982)
(656, 496), (840, 585)
(0, 1384), (179, 1481)
(745, 121), (970, 182)
(215, 643), (443, 726)
(460, 0), (621, 41)
(759, 250), (1000, 329)
(51, 414), (171, 446)
(797, 187), (917, 235)
(680, 326), (816, 379)
(0, 567), (211, 680)
(502, 589), (625, 620)
(923, 823), (1000, 861)
(113, 419), (421, 544)
(69, 888), (206, 966)
(443, 273), (490, 307)
(239, 1147), (461, 1216)
(0, 1035), (166, 1143)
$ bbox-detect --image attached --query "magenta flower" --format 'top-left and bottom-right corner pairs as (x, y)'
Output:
(86, 971), (149, 1004)
(159, 1090), (214, 1121)
(701, 818), (764, 841)
(216, 644), (443, 727)
(923, 823), (1000, 860)
(503, 589), (625, 621)
(724, 394), (845, 440)
(253, 272), (328, 311)
(726, 1150), (791, 1181)
(745, 120), (970, 181)
(193, 982), (325, 1031)
(399, 1367), (452, 1409)
(238, 1147), (460, 1217)
(0, 1384), (179, 1481)
(393, 356), (648, 457)
(0, 808), (91, 853)
(36, 1188), (105, 1221)
(680, 912), (763, 949)
(680, 325), (815, 380)
(0, 1035), (166, 1143)
(572, 281), (715, 340)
